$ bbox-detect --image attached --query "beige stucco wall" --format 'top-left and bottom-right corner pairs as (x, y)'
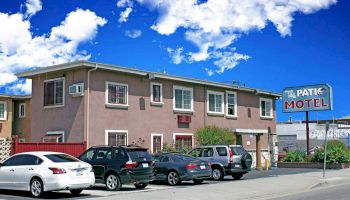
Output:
(0, 97), (13, 140)
(12, 99), (32, 142)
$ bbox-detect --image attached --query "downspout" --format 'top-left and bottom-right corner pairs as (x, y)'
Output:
(85, 63), (98, 148)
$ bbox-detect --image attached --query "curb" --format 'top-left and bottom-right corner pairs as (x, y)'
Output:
(310, 177), (350, 189)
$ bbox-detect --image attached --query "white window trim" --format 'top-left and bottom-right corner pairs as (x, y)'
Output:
(0, 138), (5, 142)
(260, 98), (273, 118)
(0, 101), (7, 121)
(207, 90), (224, 115)
(45, 131), (65, 143)
(173, 133), (194, 147)
(105, 130), (128, 146)
(44, 77), (65, 109)
(226, 91), (238, 118)
(105, 81), (129, 108)
(19, 103), (26, 118)
(151, 133), (163, 153)
(173, 85), (194, 113)
(150, 82), (164, 105)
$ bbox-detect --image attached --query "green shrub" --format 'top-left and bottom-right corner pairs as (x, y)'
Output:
(160, 143), (192, 154)
(311, 140), (350, 164)
(283, 150), (306, 162)
(195, 126), (235, 146)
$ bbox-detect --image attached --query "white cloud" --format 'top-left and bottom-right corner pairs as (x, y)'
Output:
(212, 50), (250, 74)
(24, 0), (42, 18)
(0, 8), (107, 94)
(205, 68), (214, 76)
(120, 0), (337, 74)
(0, 73), (17, 86)
(167, 47), (185, 64)
(7, 79), (32, 94)
(117, 0), (134, 23)
(125, 29), (142, 38)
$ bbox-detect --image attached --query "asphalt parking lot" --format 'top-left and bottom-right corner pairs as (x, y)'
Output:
(0, 168), (320, 200)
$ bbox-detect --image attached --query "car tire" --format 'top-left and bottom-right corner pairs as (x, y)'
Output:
(167, 171), (180, 186)
(232, 173), (243, 180)
(134, 183), (148, 189)
(105, 174), (122, 191)
(70, 189), (83, 196)
(241, 153), (253, 170)
(30, 178), (44, 198)
(193, 179), (204, 184)
(212, 168), (224, 181)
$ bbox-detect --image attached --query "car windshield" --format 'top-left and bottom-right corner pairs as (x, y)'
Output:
(173, 154), (196, 161)
(45, 154), (79, 163)
(230, 147), (246, 156)
(127, 149), (152, 161)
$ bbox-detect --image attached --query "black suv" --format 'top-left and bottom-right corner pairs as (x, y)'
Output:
(79, 146), (154, 191)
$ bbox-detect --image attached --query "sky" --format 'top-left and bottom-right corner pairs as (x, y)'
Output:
(0, 0), (348, 122)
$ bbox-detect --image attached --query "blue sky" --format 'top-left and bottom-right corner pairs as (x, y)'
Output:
(0, 0), (348, 122)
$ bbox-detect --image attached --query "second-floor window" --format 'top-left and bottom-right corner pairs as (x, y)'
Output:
(207, 91), (224, 114)
(19, 103), (26, 118)
(106, 82), (128, 106)
(150, 82), (163, 104)
(44, 78), (65, 107)
(0, 101), (7, 120)
(226, 91), (237, 117)
(260, 98), (273, 118)
(173, 86), (193, 111)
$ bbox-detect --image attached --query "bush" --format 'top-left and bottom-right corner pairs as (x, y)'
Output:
(160, 143), (192, 154)
(311, 140), (350, 164)
(195, 126), (235, 146)
(283, 150), (306, 162)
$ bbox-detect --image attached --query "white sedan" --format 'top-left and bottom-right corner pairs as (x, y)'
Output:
(0, 151), (95, 197)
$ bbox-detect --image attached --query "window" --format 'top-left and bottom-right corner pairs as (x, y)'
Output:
(226, 91), (237, 117)
(42, 131), (64, 143)
(173, 86), (193, 112)
(3, 155), (25, 166)
(216, 147), (228, 156)
(201, 148), (214, 157)
(80, 149), (96, 162)
(19, 103), (26, 118)
(44, 78), (65, 107)
(151, 134), (163, 153)
(105, 82), (128, 107)
(150, 82), (163, 104)
(106, 130), (128, 146)
(114, 148), (127, 159)
(188, 148), (201, 157)
(22, 155), (43, 165)
(260, 98), (273, 118)
(95, 149), (112, 160)
(0, 101), (7, 120)
(207, 91), (224, 114)
(45, 154), (79, 162)
(174, 134), (193, 149)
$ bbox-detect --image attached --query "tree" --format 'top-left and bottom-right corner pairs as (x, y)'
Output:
(195, 126), (235, 146)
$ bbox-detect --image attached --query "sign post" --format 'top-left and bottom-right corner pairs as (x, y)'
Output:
(323, 122), (330, 178)
(282, 84), (333, 162)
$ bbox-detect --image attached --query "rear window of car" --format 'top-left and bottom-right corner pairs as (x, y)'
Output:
(127, 150), (152, 161)
(231, 147), (246, 156)
(45, 154), (79, 163)
(216, 147), (228, 156)
(173, 154), (196, 161)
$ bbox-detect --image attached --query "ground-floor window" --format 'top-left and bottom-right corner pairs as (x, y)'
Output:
(174, 134), (193, 149)
(106, 130), (128, 146)
(152, 134), (163, 153)
(42, 131), (64, 143)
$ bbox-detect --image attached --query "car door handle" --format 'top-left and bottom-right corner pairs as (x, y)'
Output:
(29, 168), (34, 171)
(10, 169), (14, 172)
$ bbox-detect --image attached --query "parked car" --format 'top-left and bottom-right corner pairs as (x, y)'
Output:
(79, 145), (154, 191)
(187, 145), (252, 181)
(152, 153), (211, 186)
(0, 151), (95, 198)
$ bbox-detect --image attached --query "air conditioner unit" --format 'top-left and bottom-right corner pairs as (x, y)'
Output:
(69, 83), (84, 97)
(177, 115), (191, 123)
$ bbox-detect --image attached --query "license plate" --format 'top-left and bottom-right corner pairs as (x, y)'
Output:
(142, 163), (149, 168)
(76, 172), (83, 176)
(235, 164), (240, 168)
(200, 165), (206, 169)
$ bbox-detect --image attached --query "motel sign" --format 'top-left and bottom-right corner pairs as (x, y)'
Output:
(282, 84), (333, 113)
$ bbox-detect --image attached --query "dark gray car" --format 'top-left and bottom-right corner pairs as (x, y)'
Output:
(153, 153), (212, 185)
(187, 145), (252, 181)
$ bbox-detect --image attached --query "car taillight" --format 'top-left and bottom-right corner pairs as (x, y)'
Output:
(125, 161), (139, 169)
(186, 163), (197, 169)
(229, 148), (233, 163)
(49, 167), (66, 174)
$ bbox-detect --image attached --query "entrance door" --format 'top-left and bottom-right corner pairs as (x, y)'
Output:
(236, 135), (243, 145)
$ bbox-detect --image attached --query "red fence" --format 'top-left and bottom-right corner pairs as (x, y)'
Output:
(11, 137), (87, 157)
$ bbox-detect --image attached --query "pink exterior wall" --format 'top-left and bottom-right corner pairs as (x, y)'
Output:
(12, 99), (32, 142)
(30, 69), (87, 142)
(0, 97), (13, 140)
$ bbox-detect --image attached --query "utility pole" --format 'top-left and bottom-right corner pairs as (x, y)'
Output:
(323, 122), (330, 178)
(306, 111), (310, 161)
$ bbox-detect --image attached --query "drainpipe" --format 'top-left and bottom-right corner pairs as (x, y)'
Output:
(85, 64), (98, 148)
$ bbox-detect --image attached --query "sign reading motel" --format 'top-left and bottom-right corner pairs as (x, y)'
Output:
(282, 84), (333, 113)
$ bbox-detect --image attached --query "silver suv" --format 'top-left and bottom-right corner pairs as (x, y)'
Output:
(187, 145), (252, 181)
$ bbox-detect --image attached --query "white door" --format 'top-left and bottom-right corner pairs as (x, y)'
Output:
(12, 155), (43, 190)
(0, 155), (24, 189)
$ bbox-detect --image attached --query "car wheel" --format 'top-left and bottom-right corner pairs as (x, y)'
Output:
(193, 179), (204, 184)
(70, 189), (83, 196)
(167, 171), (180, 186)
(232, 173), (243, 180)
(212, 168), (224, 181)
(134, 183), (148, 189)
(30, 178), (44, 198)
(105, 174), (122, 191)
